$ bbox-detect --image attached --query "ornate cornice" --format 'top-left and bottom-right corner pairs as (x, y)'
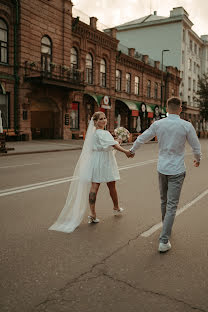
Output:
(72, 20), (118, 50)
(117, 52), (162, 79)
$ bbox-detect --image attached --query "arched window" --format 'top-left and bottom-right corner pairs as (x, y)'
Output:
(0, 19), (8, 64)
(41, 36), (52, 72)
(86, 53), (93, 84)
(116, 69), (121, 91)
(135, 76), (140, 95)
(154, 82), (158, 99)
(71, 47), (78, 69)
(147, 80), (151, 98)
(126, 73), (131, 93)
(100, 58), (106, 87)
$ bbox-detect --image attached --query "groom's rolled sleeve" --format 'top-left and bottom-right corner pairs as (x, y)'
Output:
(130, 122), (157, 154)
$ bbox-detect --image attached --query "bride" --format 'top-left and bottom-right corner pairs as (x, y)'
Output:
(49, 111), (131, 233)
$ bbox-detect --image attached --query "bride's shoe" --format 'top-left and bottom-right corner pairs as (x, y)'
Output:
(113, 208), (124, 215)
(88, 216), (100, 224)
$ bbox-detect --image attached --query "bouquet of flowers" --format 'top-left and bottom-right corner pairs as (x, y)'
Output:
(114, 127), (130, 143)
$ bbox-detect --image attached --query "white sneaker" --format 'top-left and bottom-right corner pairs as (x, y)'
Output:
(88, 216), (100, 224)
(113, 208), (124, 215)
(158, 240), (171, 253)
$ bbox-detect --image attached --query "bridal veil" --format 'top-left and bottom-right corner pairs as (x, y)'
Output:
(49, 118), (95, 233)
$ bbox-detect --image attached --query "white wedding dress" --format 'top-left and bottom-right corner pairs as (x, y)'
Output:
(90, 129), (120, 183)
(49, 121), (119, 233)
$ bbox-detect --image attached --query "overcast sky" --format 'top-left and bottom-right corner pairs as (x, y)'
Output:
(72, 0), (208, 36)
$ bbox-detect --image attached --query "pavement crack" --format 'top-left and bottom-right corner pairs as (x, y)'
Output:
(103, 272), (208, 312)
(35, 231), (145, 310)
(35, 274), (102, 310)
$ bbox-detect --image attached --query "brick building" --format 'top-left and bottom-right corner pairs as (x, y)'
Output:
(0, 0), (181, 141)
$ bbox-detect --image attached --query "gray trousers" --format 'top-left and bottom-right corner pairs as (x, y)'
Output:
(158, 172), (186, 243)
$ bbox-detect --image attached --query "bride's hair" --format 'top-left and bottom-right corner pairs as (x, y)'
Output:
(92, 111), (105, 122)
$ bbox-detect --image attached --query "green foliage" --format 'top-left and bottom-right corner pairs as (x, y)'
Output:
(195, 73), (208, 120)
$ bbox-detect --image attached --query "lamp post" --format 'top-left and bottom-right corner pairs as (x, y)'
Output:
(161, 49), (170, 112)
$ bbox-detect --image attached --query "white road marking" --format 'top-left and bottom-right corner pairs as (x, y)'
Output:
(0, 159), (158, 197)
(0, 152), (198, 198)
(141, 188), (208, 237)
(0, 163), (40, 169)
(0, 176), (77, 197)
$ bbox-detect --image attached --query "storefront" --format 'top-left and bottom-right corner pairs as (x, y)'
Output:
(30, 98), (61, 139)
(115, 99), (140, 132)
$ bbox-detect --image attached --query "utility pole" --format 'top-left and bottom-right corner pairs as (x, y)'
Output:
(161, 49), (170, 112)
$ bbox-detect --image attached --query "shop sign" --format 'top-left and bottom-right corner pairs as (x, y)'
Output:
(148, 112), (154, 118)
(101, 96), (111, 109)
(132, 110), (139, 117)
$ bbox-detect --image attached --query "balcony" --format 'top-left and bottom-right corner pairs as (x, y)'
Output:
(24, 61), (85, 91)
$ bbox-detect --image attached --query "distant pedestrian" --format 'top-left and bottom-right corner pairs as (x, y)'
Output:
(128, 97), (201, 252)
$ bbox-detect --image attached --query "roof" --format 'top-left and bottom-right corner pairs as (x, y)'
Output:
(116, 14), (167, 28)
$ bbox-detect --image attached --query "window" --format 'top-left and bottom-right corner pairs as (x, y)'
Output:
(41, 36), (52, 72)
(0, 93), (9, 128)
(194, 62), (196, 73)
(198, 65), (201, 76)
(154, 82), (158, 99)
(189, 40), (193, 51)
(100, 58), (106, 87)
(172, 89), (175, 96)
(126, 73), (131, 93)
(199, 48), (201, 57)
(193, 79), (196, 92)
(194, 43), (197, 54)
(188, 77), (191, 90)
(135, 76), (140, 95)
(116, 69), (121, 91)
(86, 53), (93, 84)
(182, 51), (184, 64)
(71, 47), (78, 69)
(0, 19), (8, 64)
(147, 80), (151, 98)
(188, 59), (192, 71)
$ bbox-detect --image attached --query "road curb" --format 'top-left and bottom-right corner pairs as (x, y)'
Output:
(0, 147), (82, 157)
(0, 141), (157, 157)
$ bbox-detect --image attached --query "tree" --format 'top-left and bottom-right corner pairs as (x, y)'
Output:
(195, 73), (208, 121)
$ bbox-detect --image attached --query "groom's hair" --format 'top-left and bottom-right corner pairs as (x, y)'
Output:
(167, 97), (182, 112)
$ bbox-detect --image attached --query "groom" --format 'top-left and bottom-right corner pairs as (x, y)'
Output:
(127, 97), (201, 252)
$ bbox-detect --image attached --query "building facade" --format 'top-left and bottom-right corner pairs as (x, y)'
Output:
(112, 7), (208, 126)
(0, 0), (180, 141)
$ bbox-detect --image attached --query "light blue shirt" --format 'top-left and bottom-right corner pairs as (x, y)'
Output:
(130, 114), (201, 175)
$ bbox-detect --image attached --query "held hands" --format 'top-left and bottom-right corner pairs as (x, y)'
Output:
(125, 150), (135, 158)
(193, 160), (200, 167)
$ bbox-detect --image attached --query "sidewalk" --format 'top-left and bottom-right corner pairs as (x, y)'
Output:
(0, 139), (84, 156)
(0, 139), (156, 157)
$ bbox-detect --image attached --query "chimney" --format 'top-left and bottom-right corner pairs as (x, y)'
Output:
(154, 60), (160, 69)
(90, 17), (97, 29)
(128, 48), (135, 57)
(142, 55), (149, 64)
(110, 28), (117, 38)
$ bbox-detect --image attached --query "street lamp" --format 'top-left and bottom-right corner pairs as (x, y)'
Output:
(161, 49), (170, 112)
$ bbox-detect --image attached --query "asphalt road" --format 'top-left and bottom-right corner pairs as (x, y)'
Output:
(0, 140), (208, 312)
